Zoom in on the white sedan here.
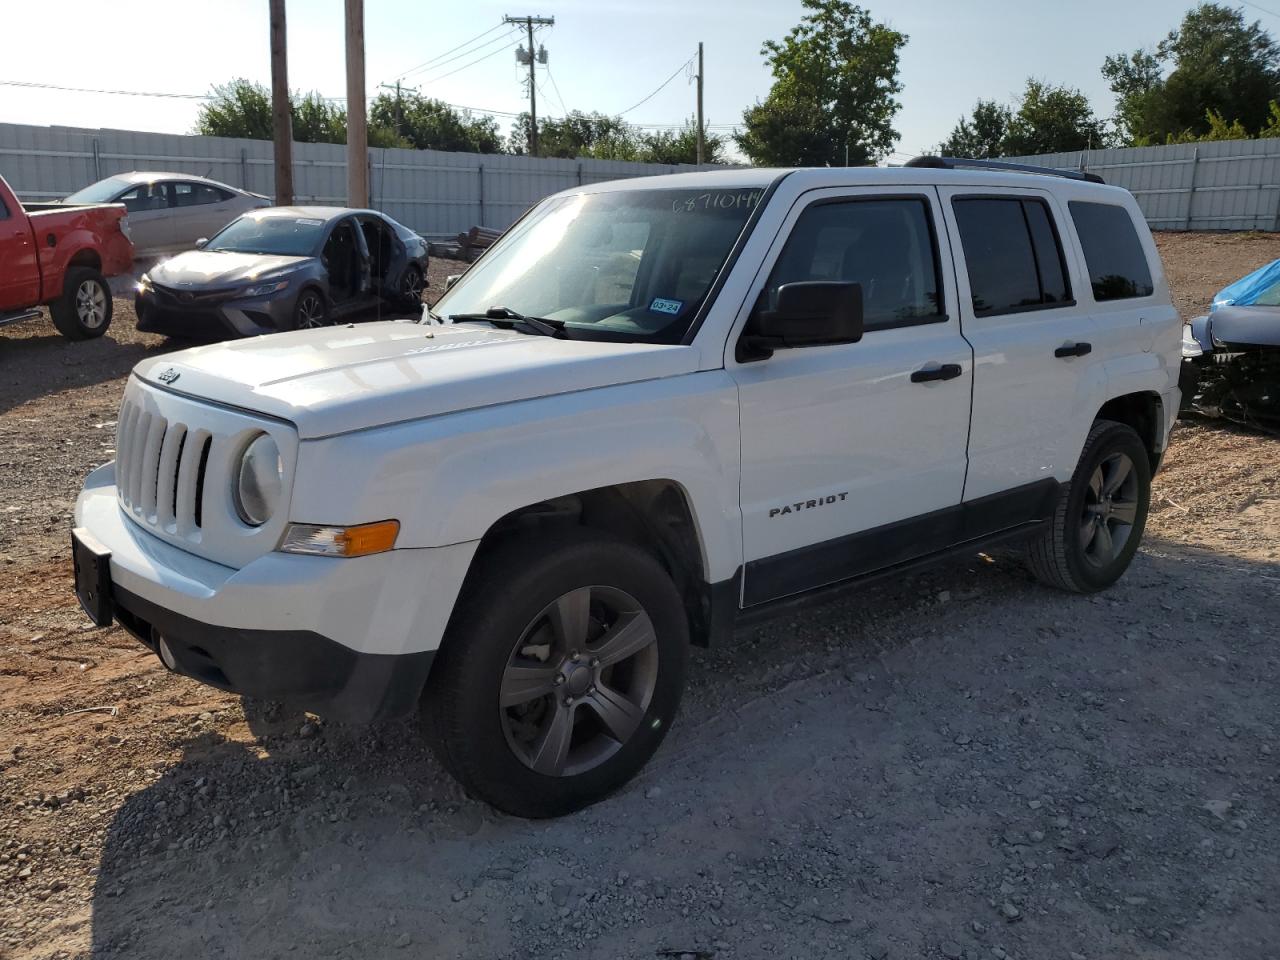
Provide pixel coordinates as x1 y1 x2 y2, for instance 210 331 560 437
63 172 270 257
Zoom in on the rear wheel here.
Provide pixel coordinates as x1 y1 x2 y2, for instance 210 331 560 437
423 532 688 818
50 268 112 340
399 265 424 308
1026 419 1151 592
291 289 328 330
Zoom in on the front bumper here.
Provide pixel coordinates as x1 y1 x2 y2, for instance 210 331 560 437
135 287 294 339
74 462 478 722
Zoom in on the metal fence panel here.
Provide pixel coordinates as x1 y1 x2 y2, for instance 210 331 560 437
1004 138 1280 231
0 122 718 238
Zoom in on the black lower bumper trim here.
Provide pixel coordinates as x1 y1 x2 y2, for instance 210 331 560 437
111 585 434 724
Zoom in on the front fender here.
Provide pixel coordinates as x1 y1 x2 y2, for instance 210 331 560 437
289 372 745 583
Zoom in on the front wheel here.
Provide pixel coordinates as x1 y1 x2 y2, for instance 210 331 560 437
1026 419 1151 593
291 289 328 330
423 532 688 818
50 268 112 340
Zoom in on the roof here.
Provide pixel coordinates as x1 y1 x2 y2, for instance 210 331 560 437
572 165 1128 200
104 171 242 190
247 205 381 221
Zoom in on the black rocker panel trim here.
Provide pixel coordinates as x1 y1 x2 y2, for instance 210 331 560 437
742 479 1062 607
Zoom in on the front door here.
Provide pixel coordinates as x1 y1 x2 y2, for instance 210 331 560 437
936 187 1104 502
730 187 973 605
0 194 39 310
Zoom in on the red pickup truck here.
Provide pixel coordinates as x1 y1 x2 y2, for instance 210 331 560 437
0 174 134 340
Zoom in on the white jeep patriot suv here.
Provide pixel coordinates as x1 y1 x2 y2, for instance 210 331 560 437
73 157 1181 817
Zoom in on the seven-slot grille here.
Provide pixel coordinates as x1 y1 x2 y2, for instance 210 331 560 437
116 396 213 535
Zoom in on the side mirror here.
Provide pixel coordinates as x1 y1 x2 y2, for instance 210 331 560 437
194 238 208 249
445 274 462 291
738 281 864 362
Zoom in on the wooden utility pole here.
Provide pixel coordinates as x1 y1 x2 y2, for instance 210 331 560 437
269 0 293 205
504 14 554 156
695 42 704 166
345 0 368 207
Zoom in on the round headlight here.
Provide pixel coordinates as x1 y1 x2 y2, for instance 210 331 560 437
234 433 283 526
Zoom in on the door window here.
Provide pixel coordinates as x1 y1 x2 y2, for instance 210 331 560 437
116 183 169 213
1068 201 1154 301
764 196 944 331
173 183 226 207
952 197 1071 316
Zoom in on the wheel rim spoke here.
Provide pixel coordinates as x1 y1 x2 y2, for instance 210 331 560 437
1088 467 1103 501
500 663 560 707
547 586 591 651
530 702 576 775
1110 500 1138 525
1092 520 1115 562
1102 455 1132 497
591 611 656 668
583 682 644 743
1080 517 1098 550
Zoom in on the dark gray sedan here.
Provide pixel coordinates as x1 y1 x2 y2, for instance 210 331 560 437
134 207 429 339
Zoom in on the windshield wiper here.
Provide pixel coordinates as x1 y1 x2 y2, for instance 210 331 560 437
450 306 565 338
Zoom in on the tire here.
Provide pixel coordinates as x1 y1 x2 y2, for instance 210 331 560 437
291 288 328 330
1026 419 1151 593
423 531 688 818
398 265 425 309
50 267 112 341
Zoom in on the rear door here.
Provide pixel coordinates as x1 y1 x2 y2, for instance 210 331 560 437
937 186 1105 501
730 186 973 605
0 191 40 310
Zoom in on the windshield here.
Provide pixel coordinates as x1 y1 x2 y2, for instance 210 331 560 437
65 176 134 204
435 186 764 342
206 214 326 256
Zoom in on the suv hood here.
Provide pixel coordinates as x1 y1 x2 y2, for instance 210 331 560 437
132 321 700 438
149 250 312 287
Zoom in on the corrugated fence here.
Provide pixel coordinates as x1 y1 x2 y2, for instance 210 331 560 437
0 122 717 238
1005 138 1280 231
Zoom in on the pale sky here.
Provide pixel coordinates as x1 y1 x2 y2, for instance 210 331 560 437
0 0 1260 161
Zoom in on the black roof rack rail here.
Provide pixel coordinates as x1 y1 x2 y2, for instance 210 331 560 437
905 155 1105 185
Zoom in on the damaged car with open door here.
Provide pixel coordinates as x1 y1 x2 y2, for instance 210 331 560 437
134 206 428 340
1181 258 1280 430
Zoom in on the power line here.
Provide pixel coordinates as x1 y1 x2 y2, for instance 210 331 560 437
618 54 696 116
403 26 519 80
0 78 208 99
545 64 570 116
418 34 521 85
1239 0 1280 20
392 22 508 78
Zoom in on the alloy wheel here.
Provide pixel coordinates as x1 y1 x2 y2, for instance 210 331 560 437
297 293 325 328
499 585 659 777
402 268 423 302
1080 451 1139 567
75 280 107 330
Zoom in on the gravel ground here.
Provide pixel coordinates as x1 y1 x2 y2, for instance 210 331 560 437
1 237 1278 959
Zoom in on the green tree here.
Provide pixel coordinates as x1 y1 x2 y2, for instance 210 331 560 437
937 99 1012 158
734 0 906 166
1103 3 1280 144
196 79 273 140
1002 79 1107 155
635 119 728 165
507 111 640 159
371 94 502 153
195 79 406 147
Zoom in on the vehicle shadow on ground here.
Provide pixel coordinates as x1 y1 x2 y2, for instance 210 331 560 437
86 537 1280 959
0 326 187 415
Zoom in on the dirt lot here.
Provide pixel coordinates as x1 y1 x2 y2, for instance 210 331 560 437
1 236 1278 960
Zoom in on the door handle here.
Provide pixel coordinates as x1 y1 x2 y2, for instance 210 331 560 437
910 363 963 383
1054 342 1092 358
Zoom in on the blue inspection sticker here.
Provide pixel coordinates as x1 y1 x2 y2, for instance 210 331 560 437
649 297 684 315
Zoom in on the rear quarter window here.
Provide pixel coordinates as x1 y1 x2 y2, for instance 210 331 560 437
1069 201 1154 301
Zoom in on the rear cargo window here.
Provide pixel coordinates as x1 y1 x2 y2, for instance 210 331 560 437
1069 201 1154 301
952 197 1071 316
